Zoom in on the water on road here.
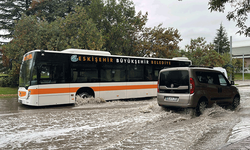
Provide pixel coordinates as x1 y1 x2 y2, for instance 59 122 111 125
0 86 249 149
226 87 250 144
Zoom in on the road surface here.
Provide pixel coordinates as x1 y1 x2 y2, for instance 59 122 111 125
0 86 249 149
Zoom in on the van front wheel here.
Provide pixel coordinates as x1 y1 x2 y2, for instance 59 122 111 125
231 96 240 110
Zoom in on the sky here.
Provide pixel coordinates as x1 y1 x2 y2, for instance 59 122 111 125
132 0 250 49
1 0 249 49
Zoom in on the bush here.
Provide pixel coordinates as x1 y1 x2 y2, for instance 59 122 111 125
0 77 7 87
0 76 18 87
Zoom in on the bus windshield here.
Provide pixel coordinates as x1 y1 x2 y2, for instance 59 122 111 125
19 53 35 87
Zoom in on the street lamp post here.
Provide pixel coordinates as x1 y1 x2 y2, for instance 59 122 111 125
243 53 245 81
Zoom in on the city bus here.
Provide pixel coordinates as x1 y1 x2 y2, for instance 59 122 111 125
18 49 191 106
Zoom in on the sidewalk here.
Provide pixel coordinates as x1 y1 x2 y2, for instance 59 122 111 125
219 80 250 150
235 80 250 87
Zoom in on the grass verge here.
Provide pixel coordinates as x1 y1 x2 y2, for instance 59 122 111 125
234 73 250 80
0 87 18 98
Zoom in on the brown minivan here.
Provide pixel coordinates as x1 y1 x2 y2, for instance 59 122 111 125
157 66 240 115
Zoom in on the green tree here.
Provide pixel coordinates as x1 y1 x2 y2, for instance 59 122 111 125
185 37 224 66
27 0 91 22
213 23 230 54
0 0 31 43
2 15 38 86
136 24 182 58
233 58 244 73
58 6 103 50
86 0 148 55
4 6 104 58
0 0 91 44
208 0 250 36
4 15 38 62
2 6 104 86
0 48 5 73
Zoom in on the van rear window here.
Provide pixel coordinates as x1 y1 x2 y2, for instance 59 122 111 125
160 70 189 87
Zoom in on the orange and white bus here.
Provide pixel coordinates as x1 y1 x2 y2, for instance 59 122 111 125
18 49 191 106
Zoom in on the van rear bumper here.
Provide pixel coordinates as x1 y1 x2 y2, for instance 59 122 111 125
157 93 196 108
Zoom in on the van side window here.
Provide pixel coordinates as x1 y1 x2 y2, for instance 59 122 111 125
196 72 219 85
218 74 228 86
196 72 208 83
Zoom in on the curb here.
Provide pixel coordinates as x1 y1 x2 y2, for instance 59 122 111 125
235 84 250 87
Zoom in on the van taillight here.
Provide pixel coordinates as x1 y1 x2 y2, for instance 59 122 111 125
190 78 195 94
157 80 159 93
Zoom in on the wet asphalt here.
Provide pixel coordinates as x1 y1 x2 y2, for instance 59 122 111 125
219 80 250 150
0 80 250 149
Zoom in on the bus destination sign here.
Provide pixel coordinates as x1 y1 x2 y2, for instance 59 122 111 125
71 55 171 66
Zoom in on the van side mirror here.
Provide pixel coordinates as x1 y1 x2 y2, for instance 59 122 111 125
231 81 235 85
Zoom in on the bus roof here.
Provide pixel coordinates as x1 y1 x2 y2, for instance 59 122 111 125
27 49 191 62
172 57 189 60
62 49 111 55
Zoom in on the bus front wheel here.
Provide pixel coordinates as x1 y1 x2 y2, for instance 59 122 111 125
79 92 91 99
76 87 95 99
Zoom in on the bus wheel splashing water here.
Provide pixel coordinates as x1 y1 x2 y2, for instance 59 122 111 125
75 95 106 106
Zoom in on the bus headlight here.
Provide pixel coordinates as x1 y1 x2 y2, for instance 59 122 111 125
27 90 31 99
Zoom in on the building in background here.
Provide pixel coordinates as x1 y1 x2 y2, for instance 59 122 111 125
232 40 250 72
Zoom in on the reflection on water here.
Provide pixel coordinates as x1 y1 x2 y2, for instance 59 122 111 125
227 87 250 143
228 116 250 143
0 98 19 113
0 98 74 114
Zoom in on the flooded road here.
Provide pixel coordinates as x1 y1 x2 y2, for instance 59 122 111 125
226 87 250 144
0 86 249 149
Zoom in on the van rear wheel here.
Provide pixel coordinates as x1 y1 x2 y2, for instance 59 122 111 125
196 100 207 116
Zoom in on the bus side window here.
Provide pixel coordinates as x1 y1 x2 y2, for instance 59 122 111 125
40 65 51 84
31 67 37 85
101 64 125 82
71 63 98 83
72 71 78 82
38 63 65 84
154 70 159 79
145 66 153 81
152 66 162 81
52 64 65 83
113 66 126 82
101 69 112 82
128 64 144 81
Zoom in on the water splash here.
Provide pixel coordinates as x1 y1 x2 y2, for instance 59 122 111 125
75 96 106 106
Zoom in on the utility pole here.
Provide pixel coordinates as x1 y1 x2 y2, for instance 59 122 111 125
230 36 232 63
243 53 245 81
230 36 232 81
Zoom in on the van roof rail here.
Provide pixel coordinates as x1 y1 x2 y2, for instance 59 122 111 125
189 65 213 68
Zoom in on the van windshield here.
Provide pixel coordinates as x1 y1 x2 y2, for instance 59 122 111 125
160 70 189 88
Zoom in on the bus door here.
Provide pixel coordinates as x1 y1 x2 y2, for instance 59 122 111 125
38 63 70 105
